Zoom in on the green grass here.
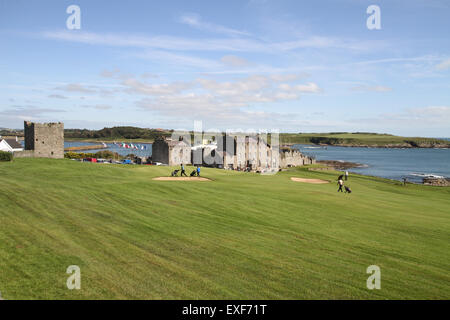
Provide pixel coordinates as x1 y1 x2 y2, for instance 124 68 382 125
0 158 449 299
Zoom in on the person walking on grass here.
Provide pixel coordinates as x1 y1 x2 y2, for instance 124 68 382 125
345 170 349 181
338 178 344 192
180 163 187 177
196 165 201 177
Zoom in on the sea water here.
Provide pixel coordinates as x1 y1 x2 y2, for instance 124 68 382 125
293 143 450 183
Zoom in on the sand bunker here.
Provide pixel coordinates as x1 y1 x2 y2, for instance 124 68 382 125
152 177 211 181
290 177 329 184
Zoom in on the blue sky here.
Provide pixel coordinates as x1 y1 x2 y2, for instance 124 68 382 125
1 0 449 136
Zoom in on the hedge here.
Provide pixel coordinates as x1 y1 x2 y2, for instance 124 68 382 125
0 150 13 161
64 151 122 160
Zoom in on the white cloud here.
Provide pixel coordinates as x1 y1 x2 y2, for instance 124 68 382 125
408 106 450 119
41 30 380 53
48 94 68 99
352 55 440 66
136 95 298 128
82 104 113 110
100 69 121 78
436 58 450 70
121 78 193 96
220 55 250 67
279 82 321 93
197 75 271 95
350 85 392 92
134 49 220 68
0 106 66 125
55 83 97 94
126 74 322 127
41 30 263 52
354 106 450 128
179 13 251 37
270 73 308 82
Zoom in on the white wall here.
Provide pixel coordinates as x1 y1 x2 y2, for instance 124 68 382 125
0 140 12 152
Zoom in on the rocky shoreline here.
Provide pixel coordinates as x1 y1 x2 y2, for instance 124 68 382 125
423 177 450 187
316 160 363 170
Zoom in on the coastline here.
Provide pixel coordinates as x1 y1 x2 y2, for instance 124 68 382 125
315 160 362 170
313 161 450 186
283 142 450 149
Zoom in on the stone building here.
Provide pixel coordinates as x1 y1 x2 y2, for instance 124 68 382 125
280 147 315 168
15 121 64 158
192 142 218 166
218 135 237 169
235 135 246 169
152 137 191 166
190 134 313 171
242 136 273 171
197 134 276 171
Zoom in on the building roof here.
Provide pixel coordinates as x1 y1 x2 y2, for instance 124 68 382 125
2 139 23 149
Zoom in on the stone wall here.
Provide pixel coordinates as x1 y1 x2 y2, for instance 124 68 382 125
152 139 169 164
152 138 191 166
24 121 64 159
280 149 315 168
13 150 35 158
169 143 191 166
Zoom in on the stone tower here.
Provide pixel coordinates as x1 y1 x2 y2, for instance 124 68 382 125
24 121 64 158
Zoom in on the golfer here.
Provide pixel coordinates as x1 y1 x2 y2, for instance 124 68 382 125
180 163 187 177
337 178 344 192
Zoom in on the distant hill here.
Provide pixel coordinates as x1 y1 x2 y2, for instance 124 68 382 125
3 126 449 148
280 132 450 148
63 128 450 147
64 126 173 141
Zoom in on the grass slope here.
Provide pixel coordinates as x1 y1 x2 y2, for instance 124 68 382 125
0 159 449 299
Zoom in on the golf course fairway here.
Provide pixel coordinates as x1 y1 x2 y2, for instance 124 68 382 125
0 158 449 299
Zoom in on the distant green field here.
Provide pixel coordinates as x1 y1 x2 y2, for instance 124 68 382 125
280 132 449 147
0 159 449 299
